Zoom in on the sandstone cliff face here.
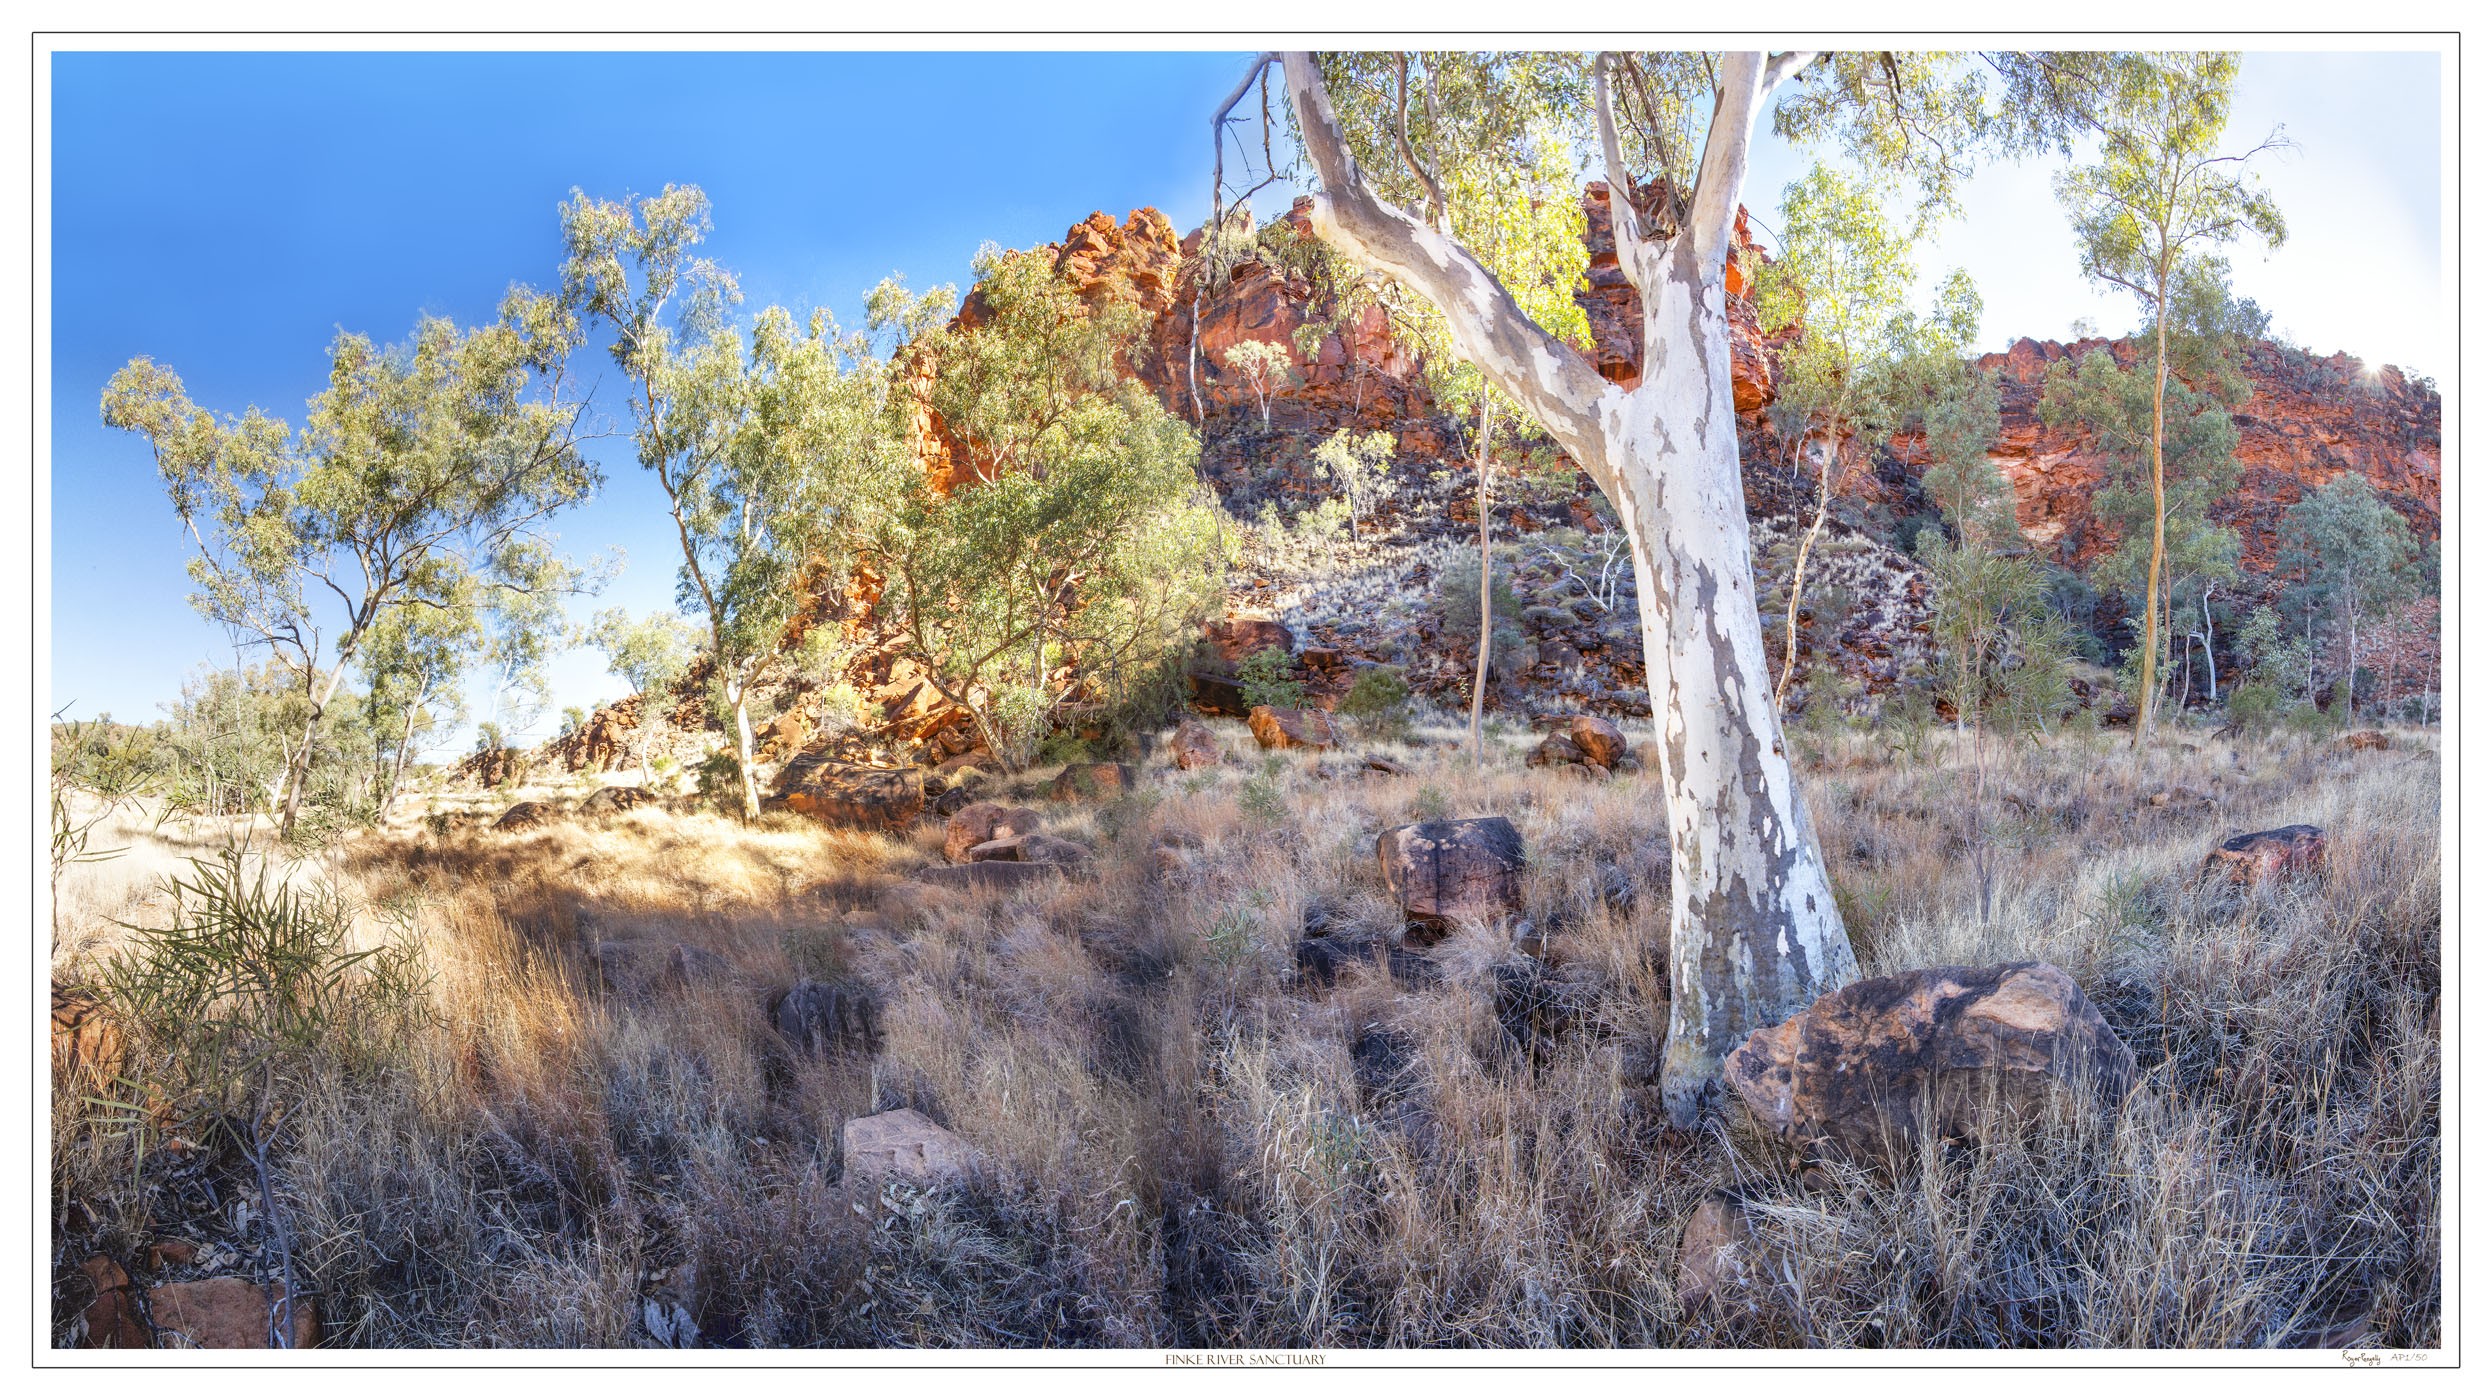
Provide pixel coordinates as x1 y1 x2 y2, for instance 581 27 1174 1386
1886 335 2443 580
895 193 2438 726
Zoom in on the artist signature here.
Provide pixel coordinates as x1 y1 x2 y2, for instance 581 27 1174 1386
2340 1349 2434 1367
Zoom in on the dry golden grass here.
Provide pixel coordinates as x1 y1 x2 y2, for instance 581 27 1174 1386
50 716 2440 1349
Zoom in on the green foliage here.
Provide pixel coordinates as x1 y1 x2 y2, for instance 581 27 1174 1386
102 284 599 833
96 847 433 1133
1921 535 2080 739
2221 605 2310 735
1238 757 1290 827
1338 665 1411 719
2052 54 2286 322
563 184 917 815
2277 472 2425 709
2040 343 2244 630
1236 647 1305 711
1311 428 1397 542
590 607 700 700
875 243 1228 770
1435 551 1526 671
1220 340 1295 431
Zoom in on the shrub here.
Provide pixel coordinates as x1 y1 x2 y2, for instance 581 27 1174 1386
1236 647 1305 710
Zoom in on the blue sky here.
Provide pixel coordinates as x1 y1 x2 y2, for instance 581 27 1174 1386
48 49 2445 752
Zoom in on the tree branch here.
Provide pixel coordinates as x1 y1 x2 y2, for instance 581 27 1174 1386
1279 51 1612 482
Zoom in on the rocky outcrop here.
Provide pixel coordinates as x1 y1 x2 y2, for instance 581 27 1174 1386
772 757 923 832
1724 961 2138 1169
580 784 657 818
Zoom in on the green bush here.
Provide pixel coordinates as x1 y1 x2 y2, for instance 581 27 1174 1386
1237 647 1306 710
1338 664 1410 717
97 847 432 1130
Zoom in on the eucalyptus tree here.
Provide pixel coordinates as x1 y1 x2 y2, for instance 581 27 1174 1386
102 291 597 835
2047 51 2285 740
358 590 480 820
879 246 1227 768
2040 271 2253 720
2277 472 2423 719
1257 47 2081 1118
1754 166 1980 706
563 184 910 818
590 606 702 784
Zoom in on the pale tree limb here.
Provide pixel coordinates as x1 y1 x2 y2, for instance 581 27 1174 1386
1280 52 1614 489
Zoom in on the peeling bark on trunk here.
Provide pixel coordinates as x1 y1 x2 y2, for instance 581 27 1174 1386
1279 50 1857 1124
1612 251 1860 1119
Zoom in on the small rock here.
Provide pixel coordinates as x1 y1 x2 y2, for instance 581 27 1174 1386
913 861 1070 893
1676 1195 1752 1314
585 940 647 995
770 977 880 1055
841 1108 975 1187
943 801 1046 863
1724 961 2139 1169
52 981 122 1084
1361 755 1411 776
1249 705 1337 750
935 749 995 778
2340 729 2393 752
78 1255 148 1349
1376 817 1527 933
2203 825 2327 885
1169 719 1222 771
147 1277 320 1349
664 944 731 986
1049 762 1133 801
493 801 554 833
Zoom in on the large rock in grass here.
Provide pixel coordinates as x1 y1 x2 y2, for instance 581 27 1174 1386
147 1277 320 1349
1186 670 1252 718
943 801 1046 863
770 977 881 1055
581 784 658 818
1376 817 1527 932
1569 715 1628 769
1724 961 2138 1168
2203 825 2328 885
842 1108 976 1188
773 755 923 832
967 832 1093 866
913 861 1071 893
1169 719 1222 770
1249 705 1337 751
493 801 554 833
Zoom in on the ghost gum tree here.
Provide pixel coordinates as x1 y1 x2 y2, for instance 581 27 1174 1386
2041 51 2285 741
561 186 907 819
102 292 597 835
1267 48 2085 1117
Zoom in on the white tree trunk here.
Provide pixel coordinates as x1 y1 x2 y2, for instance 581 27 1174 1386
1607 254 1858 1117
1280 50 1855 1122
